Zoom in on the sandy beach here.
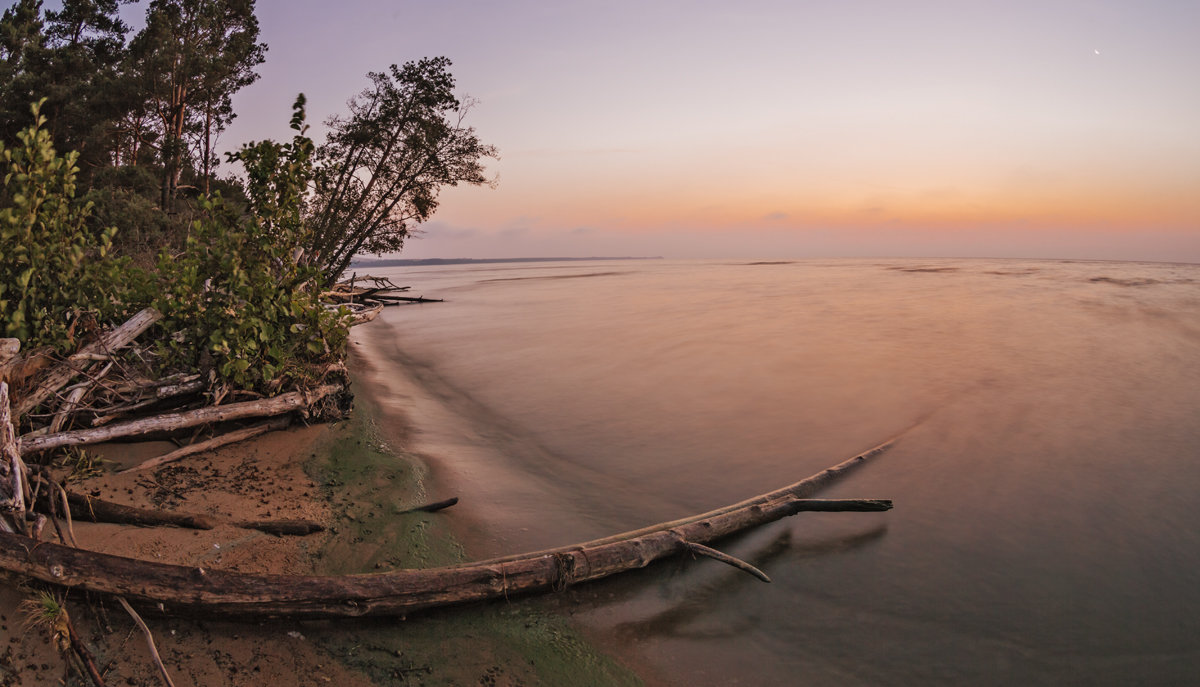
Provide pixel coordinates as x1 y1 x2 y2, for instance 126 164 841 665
0 326 643 686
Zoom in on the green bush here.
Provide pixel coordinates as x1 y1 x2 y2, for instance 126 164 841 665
0 101 138 351
153 97 349 391
83 170 176 268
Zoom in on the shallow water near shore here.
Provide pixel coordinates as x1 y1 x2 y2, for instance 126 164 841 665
353 257 1200 686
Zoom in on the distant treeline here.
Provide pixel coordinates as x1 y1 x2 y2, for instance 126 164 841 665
351 257 665 268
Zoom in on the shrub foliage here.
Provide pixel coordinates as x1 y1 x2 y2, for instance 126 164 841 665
0 101 134 351
152 98 348 390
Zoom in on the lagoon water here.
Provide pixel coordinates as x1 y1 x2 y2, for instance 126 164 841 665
355 258 1200 686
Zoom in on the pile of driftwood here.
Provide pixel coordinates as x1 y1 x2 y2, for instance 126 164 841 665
322 274 443 326
0 276 438 685
0 273 424 539
0 307 349 469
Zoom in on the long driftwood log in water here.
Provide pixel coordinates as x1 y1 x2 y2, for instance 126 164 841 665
18 384 342 456
0 438 894 619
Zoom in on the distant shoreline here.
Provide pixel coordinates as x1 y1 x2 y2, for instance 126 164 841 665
349 256 664 268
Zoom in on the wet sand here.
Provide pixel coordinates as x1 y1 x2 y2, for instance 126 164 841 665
0 424 375 687
1 342 643 685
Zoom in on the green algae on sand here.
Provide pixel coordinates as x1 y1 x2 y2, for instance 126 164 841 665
303 382 643 686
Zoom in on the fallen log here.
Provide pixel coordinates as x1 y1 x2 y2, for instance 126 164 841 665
15 308 162 419
0 439 895 618
19 384 342 456
119 418 291 474
31 486 324 535
47 490 216 530
383 295 444 303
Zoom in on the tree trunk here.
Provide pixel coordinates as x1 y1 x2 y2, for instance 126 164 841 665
0 439 895 618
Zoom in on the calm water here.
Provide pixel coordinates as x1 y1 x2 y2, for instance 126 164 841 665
354 258 1200 686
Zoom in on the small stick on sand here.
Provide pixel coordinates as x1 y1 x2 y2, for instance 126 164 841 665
397 496 459 514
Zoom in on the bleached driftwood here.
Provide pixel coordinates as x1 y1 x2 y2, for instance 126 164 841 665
18 384 342 456
0 383 29 534
15 308 162 418
335 302 384 326
0 339 18 365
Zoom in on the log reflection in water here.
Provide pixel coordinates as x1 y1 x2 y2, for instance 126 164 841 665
614 525 888 641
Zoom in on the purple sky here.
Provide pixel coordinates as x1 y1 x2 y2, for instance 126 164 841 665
115 1 1200 261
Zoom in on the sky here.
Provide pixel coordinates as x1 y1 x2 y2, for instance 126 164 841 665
125 1 1200 261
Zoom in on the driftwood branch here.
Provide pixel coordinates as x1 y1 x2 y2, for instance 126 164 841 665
19 384 342 456
338 303 384 326
682 541 771 583
379 295 443 304
65 613 108 687
119 418 291 474
117 596 176 687
0 383 29 534
0 438 895 618
15 308 162 418
90 377 207 427
49 362 114 434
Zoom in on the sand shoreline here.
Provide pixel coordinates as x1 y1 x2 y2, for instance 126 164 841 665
0 320 643 686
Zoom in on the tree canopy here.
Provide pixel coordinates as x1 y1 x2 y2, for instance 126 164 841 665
1 1 495 284
306 57 498 282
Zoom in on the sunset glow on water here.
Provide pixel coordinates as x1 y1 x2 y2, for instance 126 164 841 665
357 258 1200 685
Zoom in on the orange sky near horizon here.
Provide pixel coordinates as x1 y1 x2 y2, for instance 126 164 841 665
110 0 1200 261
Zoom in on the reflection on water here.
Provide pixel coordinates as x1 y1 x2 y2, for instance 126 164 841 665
355 258 1200 686
611 526 888 642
